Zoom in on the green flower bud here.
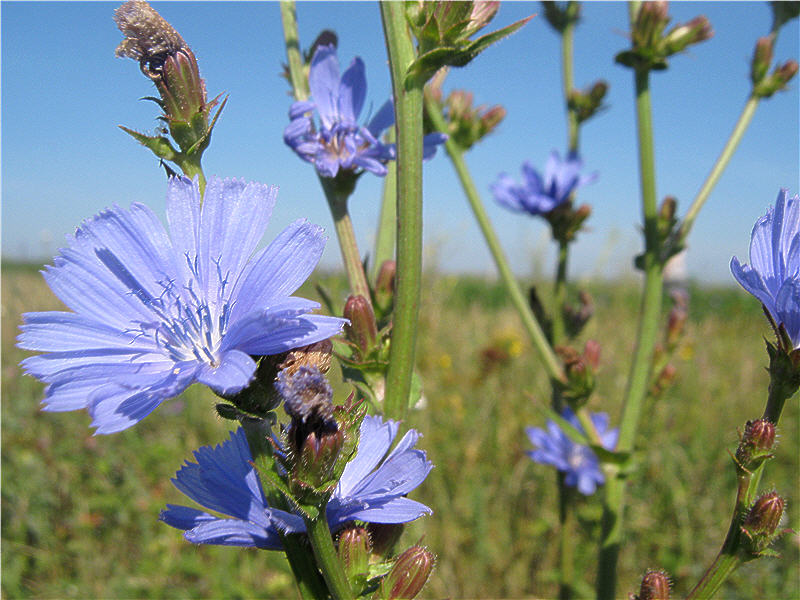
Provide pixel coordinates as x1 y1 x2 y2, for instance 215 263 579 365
741 491 786 555
344 295 379 360
751 36 775 85
338 526 371 582
735 419 777 470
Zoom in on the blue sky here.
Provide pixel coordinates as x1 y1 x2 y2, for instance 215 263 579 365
2 1 798 282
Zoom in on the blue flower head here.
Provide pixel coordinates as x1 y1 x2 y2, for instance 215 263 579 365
491 150 597 217
160 415 433 547
731 189 800 348
284 44 445 178
526 408 618 495
18 176 347 434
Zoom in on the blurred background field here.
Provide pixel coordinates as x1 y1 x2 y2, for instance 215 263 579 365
2 262 798 599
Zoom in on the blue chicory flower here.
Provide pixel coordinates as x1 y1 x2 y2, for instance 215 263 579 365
160 415 433 547
526 408 618 495
491 150 596 216
284 44 446 178
730 189 800 348
18 176 347 434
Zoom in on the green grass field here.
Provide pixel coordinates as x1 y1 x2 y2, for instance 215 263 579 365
2 263 798 599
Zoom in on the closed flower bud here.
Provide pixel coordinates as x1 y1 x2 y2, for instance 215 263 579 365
751 36 775 85
344 295 379 359
742 491 784 538
776 59 799 85
662 15 713 56
632 2 670 51
736 419 776 468
543 1 581 33
754 59 799 98
770 1 800 31
299 427 344 486
338 526 371 581
465 1 500 37
380 545 435 600
636 568 672 600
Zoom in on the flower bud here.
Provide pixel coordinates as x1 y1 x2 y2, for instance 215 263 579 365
568 80 609 123
751 36 775 85
742 491 784 538
635 569 672 600
299 427 344 487
632 2 670 51
770 1 800 31
563 290 594 337
662 15 713 56
338 526 371 582
380 545 435 600
754 59 799 98
344 295 379 359
542 1 581 33
465 1 500 36
735 419 776 468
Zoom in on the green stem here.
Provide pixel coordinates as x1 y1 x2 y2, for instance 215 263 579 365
373 133 398 280
180 159 207 196
678 96 759 242
320 179 373 303
552 240 569 346
380 2 424 421
596 64 663 600
425 97 566 383
304 514 353 600
280 0 309 101
558 483 576 600
561 18 579 153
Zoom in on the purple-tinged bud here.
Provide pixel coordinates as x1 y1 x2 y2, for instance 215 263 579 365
344 295 379 359
659 196 677 222
742 491 785 538
736 419 777 468
380 545 435 600
589 80 609 104
632 2 670 51
555 342 598 405
776 59 799 85
754 58 799 98
466 1 500 36
662 15 713 56
666 304 688 347
564 290 594 337
635 569 672 600
583 340 601 370
481 105 506 133
367 523 405 559
299 426 344 486
751 36 775 85
338 526 371 581
569 80 609 123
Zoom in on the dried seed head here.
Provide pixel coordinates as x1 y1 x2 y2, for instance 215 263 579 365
114 0 186 78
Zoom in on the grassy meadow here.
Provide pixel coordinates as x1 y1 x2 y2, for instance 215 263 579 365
2 262 798 599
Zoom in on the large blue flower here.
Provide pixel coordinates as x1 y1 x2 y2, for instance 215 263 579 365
491 150 596 216
18 176 347 434
731 189 800 348
284 44 445 178
526 408 618 496
160 415 433 547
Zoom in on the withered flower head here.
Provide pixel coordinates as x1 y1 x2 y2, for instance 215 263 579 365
114 0 186 79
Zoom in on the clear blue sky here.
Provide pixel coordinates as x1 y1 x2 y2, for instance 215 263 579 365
2 1 798 282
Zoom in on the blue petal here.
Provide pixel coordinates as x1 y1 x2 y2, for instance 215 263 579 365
230 220 327 320
338 57 366 125
184 518 281 550
337 415 397 497
366 99 394 137
160 504 218 531
329 497 432 528
196 349 257 397
309 44 340 130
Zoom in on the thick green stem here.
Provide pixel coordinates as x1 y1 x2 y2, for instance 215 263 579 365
596 64 663 600
425 97 566 383
678 96 759 242
304 514 353 600
380 2 424 421
558 483 576 600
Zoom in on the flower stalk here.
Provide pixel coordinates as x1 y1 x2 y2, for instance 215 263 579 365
304 514 354 600
380 1 426 421
597 21 664 600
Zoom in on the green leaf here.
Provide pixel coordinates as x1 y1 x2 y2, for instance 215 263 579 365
460 15 534 62
119 126 178 161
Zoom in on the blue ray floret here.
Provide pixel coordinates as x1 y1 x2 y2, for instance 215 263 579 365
18 176 347 434
491 150 597 216
526 408 618 496
284 44 446 178
730 189 800 349
160 415 433 546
